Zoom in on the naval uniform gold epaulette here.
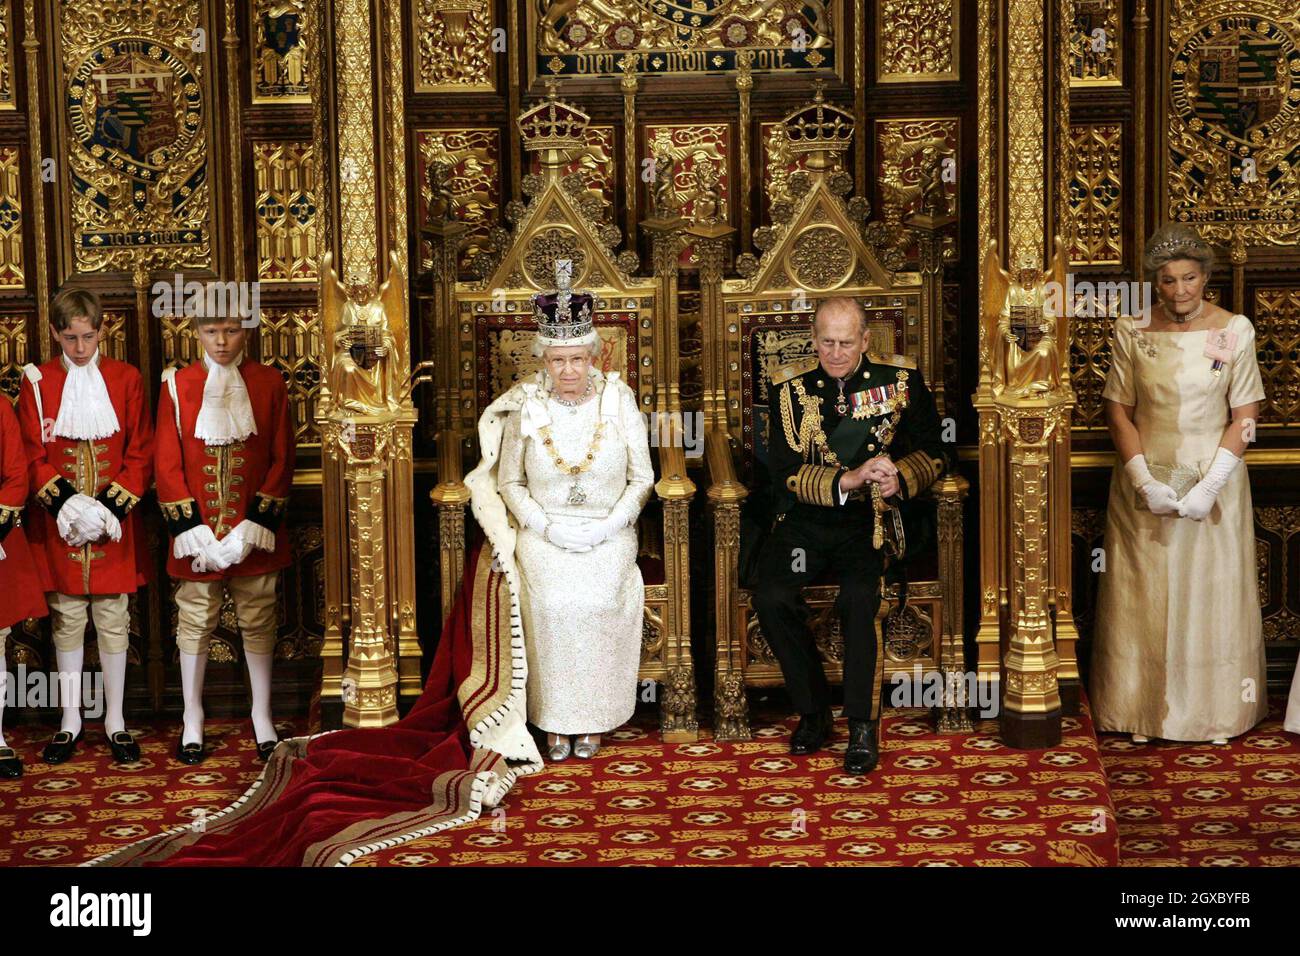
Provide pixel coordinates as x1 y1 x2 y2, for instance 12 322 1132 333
770 356 820 385
867 351 917 370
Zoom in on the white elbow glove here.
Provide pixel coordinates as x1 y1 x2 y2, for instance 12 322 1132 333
1124 454 1179 516
1178 448 1241 521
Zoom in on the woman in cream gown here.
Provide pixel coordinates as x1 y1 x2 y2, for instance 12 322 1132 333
1092 226 1268 743
467 268 652 761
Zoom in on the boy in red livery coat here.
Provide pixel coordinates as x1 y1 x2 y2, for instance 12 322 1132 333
155 314 294 765
0 396 50 778
17 288 154 766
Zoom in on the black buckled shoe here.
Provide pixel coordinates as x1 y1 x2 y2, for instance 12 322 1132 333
255 737 279 762
844 719 880 775
0 746 22 778
42 730 83 765
789 708 833 756
175 736 206 766
107 731 141 764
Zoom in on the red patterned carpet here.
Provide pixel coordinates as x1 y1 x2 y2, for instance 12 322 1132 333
0 699 1294 867
1098 697 1300 867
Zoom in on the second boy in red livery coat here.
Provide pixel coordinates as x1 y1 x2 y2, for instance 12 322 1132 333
17 288 153 766
155 315 295 765
0 396 50 778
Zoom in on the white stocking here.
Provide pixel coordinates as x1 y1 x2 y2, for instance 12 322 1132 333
0 643 8 748
245 650 276 744
179 650 208 746
99 648 128 737
55 646 84 736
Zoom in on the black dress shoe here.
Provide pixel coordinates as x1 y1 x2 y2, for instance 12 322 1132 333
789 708 833 756
0 746 22 778
107 731 141 764
844 718 880 775
42 730 83 765
255 737 279 762
175 737 206 765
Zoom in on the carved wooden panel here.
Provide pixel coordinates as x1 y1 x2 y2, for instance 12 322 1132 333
259 306 323 445
1070 0 1121 86
877 0 959 82
0 145 21 288
252 0 311 103
1068 122 1123 266
1254 287 1300 428
414 127 501 273
413 0 495 92
643 123 730 266
253 140 319 283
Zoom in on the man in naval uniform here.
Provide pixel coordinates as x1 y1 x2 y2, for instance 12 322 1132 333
752 296 948 774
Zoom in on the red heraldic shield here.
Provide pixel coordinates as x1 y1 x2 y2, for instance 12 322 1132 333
16 357 155 596
0 398 48 629
155 359 296 582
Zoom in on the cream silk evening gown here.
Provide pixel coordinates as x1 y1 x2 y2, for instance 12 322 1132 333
1091 314 1268 741
497 371 653 735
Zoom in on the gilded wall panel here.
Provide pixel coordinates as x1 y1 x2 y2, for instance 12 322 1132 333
99 308 128 360
0 312 28 401
875 117 960 262
0 144 22 287
531 0 838 79
55 1 216 274
1167 3 1300 250
643 123 730 267
1254 287 1300 428
414 0 495 92
1068 302 1115 431
0 0 13 109
161 314 201 367
1068 122 1123 265
254 141 319 283
414 127 500 273
259 306 322 444
530 124 616 208
253 0 311 102
1070 0 1121 86
1255 506 1300 643
877 0 958 82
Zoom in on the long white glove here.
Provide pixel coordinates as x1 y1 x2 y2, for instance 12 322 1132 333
216 519 275 568
544 521 593 553
174 524 232 574
1124 454 1179 516
1178 448 1241 521
57 493 108 546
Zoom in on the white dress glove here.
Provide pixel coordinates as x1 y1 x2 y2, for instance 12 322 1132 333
1178 447 1241 521
544 521 593 553
216 519 275 568
524 511 549 536
580 513 629 549
1123 454 1179 516
57 493 108 546
93 501 122 543
174 524 232 574
0 540 6 561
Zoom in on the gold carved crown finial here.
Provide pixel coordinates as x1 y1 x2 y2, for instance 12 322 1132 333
518 80 590 154
782 82 854 162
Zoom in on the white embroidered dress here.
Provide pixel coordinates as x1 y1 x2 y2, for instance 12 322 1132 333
496 369 653 734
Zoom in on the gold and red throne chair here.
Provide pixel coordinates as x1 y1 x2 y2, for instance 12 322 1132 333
698 90 972 741
423 87 699 742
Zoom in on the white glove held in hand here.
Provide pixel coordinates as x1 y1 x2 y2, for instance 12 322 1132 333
1177 447 1241 521
525 511 549 536
1124 454 1179 516
580 513 628 549
216 520 275 567
57 493 108 546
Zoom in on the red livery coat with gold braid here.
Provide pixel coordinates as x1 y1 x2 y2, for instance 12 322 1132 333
154 358 295 582
0 397 48 629
16 356 154 595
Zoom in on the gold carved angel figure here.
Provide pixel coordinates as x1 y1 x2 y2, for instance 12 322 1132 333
320 251 412 415
981 238 1070 397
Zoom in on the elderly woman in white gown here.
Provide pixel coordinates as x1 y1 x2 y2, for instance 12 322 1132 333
467 267 652 762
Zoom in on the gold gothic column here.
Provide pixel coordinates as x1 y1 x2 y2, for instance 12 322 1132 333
313 0 421 726
641 166 699 743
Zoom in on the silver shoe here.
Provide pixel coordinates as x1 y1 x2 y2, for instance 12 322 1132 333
1210 737 1228 746
1131 733 1150 744
573 734 600 759
546 733 571 762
